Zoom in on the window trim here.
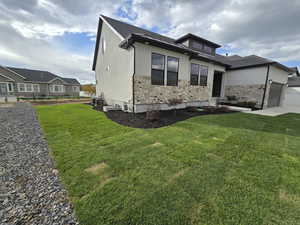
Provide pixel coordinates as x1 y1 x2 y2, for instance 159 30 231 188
167 56 179 86
199 65 208 86
18 83 40 92
151 52 165 86
190 63 209 86
50 84 65 93
72 86 79 92
7 83 14 92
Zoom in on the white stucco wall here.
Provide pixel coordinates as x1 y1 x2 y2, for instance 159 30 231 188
95 21 134 106
134 42 226 100
225 66 267 85
268 65 289 84
284 87 300 107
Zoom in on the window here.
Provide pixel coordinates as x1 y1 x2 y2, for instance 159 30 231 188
7 83 13 92
26 83 32 92
190 64 199 85
151 53 165 85
73 86 79 92
200 65 208 86
33 84 40 92
50 85 64 93
191 41 203 50
167 56 179 86
203 45 213 54
18 83 25 92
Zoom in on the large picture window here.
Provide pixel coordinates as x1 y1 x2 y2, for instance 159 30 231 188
200 65 208 86
167 56 179 86
190 63 199 85
151 53 165 85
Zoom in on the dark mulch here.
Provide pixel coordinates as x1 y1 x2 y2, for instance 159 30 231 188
95 106 237 129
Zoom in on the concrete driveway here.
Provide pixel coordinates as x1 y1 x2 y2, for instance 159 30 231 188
244 106 300 116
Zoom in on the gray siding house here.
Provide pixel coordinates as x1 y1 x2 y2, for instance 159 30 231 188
0 66 80 99
93 15 292 113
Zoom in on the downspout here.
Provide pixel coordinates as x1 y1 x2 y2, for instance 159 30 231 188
261 64 270 109
132 44 136 113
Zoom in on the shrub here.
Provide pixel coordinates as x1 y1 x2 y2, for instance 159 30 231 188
226 95 237 101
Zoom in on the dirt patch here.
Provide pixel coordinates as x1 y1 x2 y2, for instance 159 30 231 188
28 99 90 106
85 162 108 175
279 189 300 204
99 107 237 129
168 168 188 183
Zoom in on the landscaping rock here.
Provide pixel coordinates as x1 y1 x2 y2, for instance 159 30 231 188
0 103 78 225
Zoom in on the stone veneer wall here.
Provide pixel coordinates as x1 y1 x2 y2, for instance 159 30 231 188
225 84 265 106
134 76 210 105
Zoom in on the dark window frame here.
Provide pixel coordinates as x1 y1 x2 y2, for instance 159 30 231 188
190 63 200 86
199 65 208 86
151 53 165 86
167 56 179 86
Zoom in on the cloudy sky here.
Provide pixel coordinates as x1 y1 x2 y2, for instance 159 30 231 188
0 0 299 83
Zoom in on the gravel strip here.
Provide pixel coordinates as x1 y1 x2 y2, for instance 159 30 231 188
0 103 78 225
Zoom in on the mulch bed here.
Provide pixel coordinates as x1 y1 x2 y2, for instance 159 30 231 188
93 106 237 129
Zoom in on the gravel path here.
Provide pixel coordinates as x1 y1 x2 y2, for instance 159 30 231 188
0 103 78 225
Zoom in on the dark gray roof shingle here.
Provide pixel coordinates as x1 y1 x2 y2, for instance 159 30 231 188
7 67 80 85
288 77 300 87
94 15 292 73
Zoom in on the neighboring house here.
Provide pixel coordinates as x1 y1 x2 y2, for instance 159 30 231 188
92 15 292 113
289 67 300 77
284 72 300 107
0 66 80 99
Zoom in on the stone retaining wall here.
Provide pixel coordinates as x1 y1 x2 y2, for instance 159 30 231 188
225 84 265 106
134 76 210 105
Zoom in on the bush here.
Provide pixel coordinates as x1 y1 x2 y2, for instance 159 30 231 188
226 95 237 101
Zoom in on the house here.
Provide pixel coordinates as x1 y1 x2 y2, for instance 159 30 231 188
289 67 300 77
284 68 300 107
0 66 80 101
92 15 292 113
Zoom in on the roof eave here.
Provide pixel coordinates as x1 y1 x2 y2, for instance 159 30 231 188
175 33 222 48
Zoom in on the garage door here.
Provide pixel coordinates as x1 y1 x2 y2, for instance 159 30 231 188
268 82 284 108
284 87 300 107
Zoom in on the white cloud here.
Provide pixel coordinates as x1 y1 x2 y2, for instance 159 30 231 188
0 0 299 85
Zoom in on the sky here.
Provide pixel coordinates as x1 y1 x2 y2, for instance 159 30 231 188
0 0 299 84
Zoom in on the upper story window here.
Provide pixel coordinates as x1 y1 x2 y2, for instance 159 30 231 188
203 45 213 54
191 41 203 51
151 53 165 85
167 56 179 86
190 64 208 86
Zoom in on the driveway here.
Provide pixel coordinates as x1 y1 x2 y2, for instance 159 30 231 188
244 106 300 116
0 103 78 225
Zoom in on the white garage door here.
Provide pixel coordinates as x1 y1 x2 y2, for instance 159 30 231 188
284 87 300 107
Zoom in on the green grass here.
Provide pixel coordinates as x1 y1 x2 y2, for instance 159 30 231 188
36 104 300 225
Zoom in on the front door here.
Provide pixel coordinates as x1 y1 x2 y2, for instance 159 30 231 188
0 83 7 96
212 71 223 97
267 82 284 107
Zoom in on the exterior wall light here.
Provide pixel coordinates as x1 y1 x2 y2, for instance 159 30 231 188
269 79 273 84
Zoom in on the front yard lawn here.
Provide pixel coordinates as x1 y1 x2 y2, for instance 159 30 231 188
36 104 300 225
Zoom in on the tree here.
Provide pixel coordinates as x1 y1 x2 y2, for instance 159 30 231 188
81 84 96 96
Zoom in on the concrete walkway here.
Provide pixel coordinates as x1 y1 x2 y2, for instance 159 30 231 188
244 106 300 116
